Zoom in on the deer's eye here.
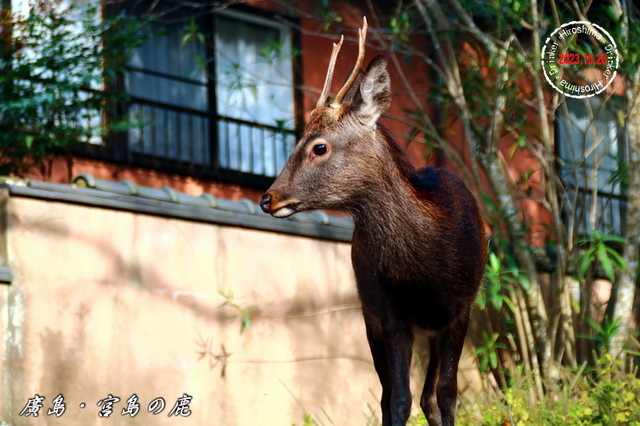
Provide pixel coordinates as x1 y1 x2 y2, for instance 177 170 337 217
312 143 328 156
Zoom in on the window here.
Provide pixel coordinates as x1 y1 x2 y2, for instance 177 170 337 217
105 5 298 187
215 10 295 177
126 17 211 166
556 96 627 236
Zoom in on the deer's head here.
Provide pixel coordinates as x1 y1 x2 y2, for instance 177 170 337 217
260 18 394 218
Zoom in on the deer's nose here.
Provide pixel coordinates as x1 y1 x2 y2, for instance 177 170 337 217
259 193 272 214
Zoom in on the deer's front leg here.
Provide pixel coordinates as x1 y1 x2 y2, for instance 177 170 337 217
381 317 413 426
363 312 392 425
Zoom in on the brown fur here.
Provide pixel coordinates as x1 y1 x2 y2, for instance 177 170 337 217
261 55 487 426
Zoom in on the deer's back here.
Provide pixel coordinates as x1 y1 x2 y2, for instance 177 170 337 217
414 166 487 287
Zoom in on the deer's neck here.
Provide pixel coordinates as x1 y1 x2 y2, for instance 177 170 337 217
349 133 438 264
351 173 431 238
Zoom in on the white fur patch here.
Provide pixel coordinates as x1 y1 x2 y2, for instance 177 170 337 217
272 207 296 218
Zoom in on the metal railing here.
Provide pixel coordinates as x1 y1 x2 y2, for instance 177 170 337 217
77 95 297 187
217 115 294 177
128 99 212 167
564 185 627 237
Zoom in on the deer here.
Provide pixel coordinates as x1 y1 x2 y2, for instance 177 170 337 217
259 18 487 426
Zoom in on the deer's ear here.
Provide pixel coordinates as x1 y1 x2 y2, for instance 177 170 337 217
351 55 390 126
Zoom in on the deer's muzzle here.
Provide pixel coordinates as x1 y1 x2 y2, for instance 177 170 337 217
260 192 299 218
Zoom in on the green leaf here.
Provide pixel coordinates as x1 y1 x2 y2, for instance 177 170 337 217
240 316 250 334
518 274 531 292
489 252 501 271
479 356 488 372
585 316 604 335
578 254 593 279
502 296 516 313
491 293 503 310
571 297 581 314
25 135 34 150
598 245 615 281
603 235 626 245
489 351 498 369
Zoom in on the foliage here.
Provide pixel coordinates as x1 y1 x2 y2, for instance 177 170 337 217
456 348 640 426
475 331 506 372
292 406 383 426
291 414 319 426
477 252 529 313
0 0 147 176
292 348 640 425
576 231 627 282
316 0 342 32
583 315 623 354
217 288 255 334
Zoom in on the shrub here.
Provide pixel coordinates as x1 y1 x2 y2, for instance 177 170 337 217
456 349 640 425
0 0 147 175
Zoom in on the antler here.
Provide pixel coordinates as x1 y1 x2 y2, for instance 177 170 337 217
316 35 344 109
332 17 368 107
315 17 368 109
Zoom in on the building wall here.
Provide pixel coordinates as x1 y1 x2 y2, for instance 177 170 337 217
0 181 482 425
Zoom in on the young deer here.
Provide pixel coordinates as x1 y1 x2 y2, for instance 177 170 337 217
260 19 487 426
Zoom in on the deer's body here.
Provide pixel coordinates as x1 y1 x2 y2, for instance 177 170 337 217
260 20 487 426
350 131 486 426
352 162 484 331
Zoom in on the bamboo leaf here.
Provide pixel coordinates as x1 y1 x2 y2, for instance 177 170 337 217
598 244 616 281
585 316 604 335
606 247 627 269
571 297 581 314
489 351 498 369
25 135 34 150
502 296 516 313
578 254 592 279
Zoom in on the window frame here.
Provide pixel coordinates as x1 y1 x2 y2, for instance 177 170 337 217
75 3 302 190
555 95 628 238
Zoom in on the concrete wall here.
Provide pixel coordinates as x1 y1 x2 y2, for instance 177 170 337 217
0 181 481 425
